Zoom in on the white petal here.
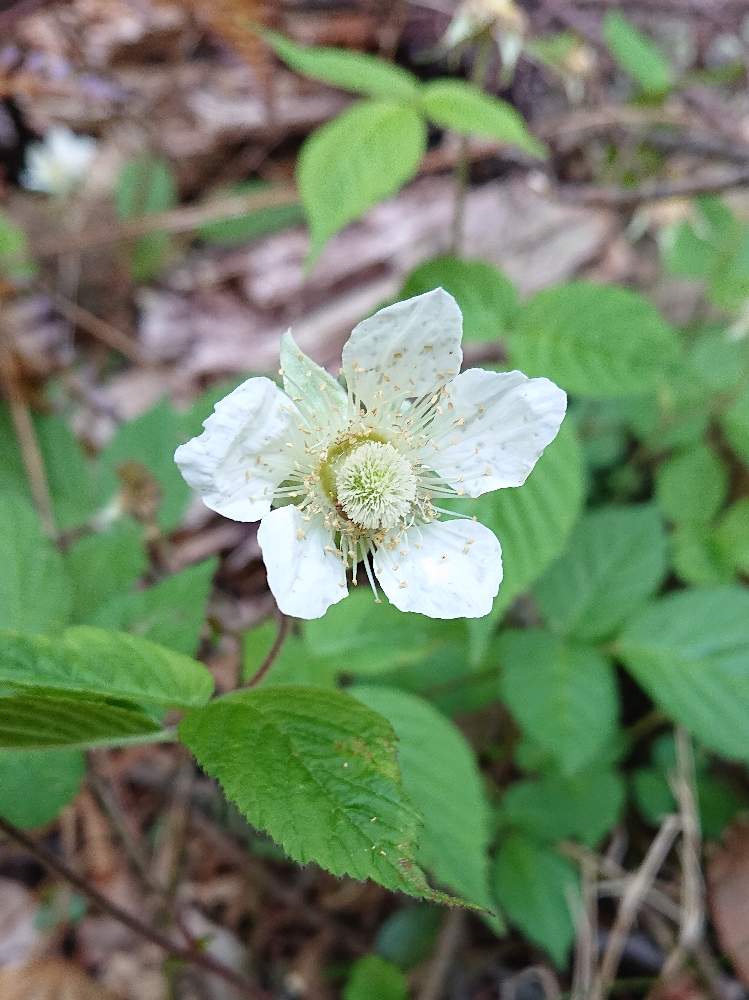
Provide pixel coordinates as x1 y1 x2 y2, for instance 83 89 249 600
280 331 347 434
257 506 348 619
174 376 303 522
424 369 566 497
373 519 502 619
342 289 463 407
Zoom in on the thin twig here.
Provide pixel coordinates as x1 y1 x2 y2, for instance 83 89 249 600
0 816 265 999
46 288 148 366
558 164 749 207
660 727 704 982
0 311 56 537
416 909 465 1000
592 815 681 1000
244 614 290 688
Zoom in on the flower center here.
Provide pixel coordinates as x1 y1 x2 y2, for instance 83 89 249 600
334 441 416 531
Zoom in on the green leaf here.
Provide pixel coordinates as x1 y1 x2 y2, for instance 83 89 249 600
299 100 427 259
344 955 408 1000
0 627 214 708
715 499 749 576
662 220 712 278
508 282 680 397
399 256 518 342
0 749 84 828
375 906 441 969
493 834 579 967
655 444 728 525
419 80 546 158
303 589 451 676
116 155 177 281
34 415 105 531
0 692 161 749
602 11 673 95
65 522 147 623
469 421 585 624
618 588 749 761
264 30 419 102
670 523 734 587
498 630 619 776
499 770 625 848
535 505 668 642
179 686 457 903
98 399 191 531
722 386 749 464
90 559 217 656
0 494 71 632
0 211 36 281
353 686 496 917
198 181 303 245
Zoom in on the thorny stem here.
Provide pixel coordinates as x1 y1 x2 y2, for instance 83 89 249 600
0 815 267 999
244 613 291 688
451 32 494 253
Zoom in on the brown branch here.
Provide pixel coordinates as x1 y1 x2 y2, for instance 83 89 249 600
0 815 266 999
46 289 148 366
0 311 56 537
558 164 749 207
416 909 465 1000
244 614 290 688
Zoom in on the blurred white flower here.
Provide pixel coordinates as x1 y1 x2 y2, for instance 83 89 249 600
21 125 97 196
175 290 566 620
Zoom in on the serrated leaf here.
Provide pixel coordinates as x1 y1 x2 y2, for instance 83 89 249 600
0 494 71 632
498 629 619 776
535 505 668 641
65 522 147 622
98 399 191 531
90 559 217 656
509 282 680 397
34 415 105 531
344 955 408 1000
493 834 579 967
0 749 84 828
670 523 734 586
655 444 728 525
299 100 427 259
179 686 458 903
602 11 674 95
353 686 496 917
0 627 214 708
265 30 419 101
618 588 749 761
399 256 518 342
419 80 546 158
0 692 161 749
469 421 585 627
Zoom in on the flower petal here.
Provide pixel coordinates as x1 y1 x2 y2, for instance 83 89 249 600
280 331 347 434
425 369 566 497
257 506 348 619
174 376 302 522
342 289 463 407
373 519 502 619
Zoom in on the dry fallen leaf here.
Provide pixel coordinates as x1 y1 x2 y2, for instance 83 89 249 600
0 959 119 1000
708 819 749 985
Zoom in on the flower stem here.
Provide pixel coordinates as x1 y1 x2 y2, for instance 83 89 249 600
451 32 494 254
244 614 290 688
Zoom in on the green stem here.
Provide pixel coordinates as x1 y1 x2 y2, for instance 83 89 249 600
451 32 494 253
42 725 179 753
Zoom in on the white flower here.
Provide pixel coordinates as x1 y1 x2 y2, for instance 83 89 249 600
175 289 567 620
21 126 97 196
